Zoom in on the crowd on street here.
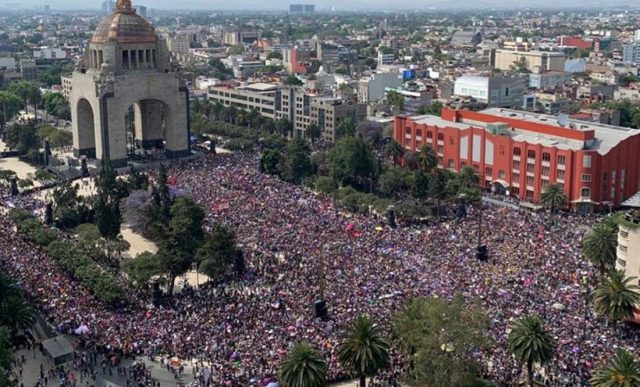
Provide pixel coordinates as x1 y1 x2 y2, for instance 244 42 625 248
1 152 639 386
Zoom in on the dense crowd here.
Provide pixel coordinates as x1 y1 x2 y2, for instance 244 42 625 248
1 152 639 386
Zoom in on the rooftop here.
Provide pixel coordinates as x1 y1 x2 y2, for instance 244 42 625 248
478 108 640 154
406 108 640 155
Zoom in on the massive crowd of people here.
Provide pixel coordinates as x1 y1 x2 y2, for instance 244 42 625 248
1 152 639 386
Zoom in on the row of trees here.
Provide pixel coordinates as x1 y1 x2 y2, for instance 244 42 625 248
279 294 640 387
10 208 126 305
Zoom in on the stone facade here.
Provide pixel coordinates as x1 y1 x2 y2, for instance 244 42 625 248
70 0 189 167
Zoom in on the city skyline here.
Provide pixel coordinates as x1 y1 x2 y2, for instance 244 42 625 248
3 0 639 11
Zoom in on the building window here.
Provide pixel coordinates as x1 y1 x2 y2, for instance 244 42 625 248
527 150 536 159
617 258 626 267
513 147 521 156
526 163 535 173
557 170 565 180
582 174 592 182
511 187 520 195
513 173 520 181
581 188 590 198
416 129 422 137
499 170 506 179
526 176 534 186
558 155 566 165
611 187 616 200
542 166 550 176
620 230 629 239
485 167 492 177
461 161 467 168
526 190 534 199
583 155 592 168
437 133 444 141
619 245 628 254
448 159 455 168
542 179 549 188
513 160 520 170
427 131 433 139
437 145 444 154
557 183 564 190
405 127 411 135
542 152 551 162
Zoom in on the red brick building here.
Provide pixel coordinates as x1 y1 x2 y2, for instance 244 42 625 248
394 108 640 211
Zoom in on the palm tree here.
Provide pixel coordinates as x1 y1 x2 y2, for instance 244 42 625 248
508 315 555 387
338 315 390 387
384 140 404 163
279 343 327 387
457 166 480 190
540 183 567 213
591 349 640 387
594 270 640 331
0 273 35 332
417 144 438 175
583 224 619 276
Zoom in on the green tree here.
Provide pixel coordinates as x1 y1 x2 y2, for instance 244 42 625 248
594 270 640 331
281 138 313 184
261 149 282 175
540 183 567 213
338 315 390 387
0 327 12 386
384 139 404 161
276 117 293 138
590 349 640 387
392 295 489 387
228 44 245 55
386 90 405 110
416 101 443 116
4 121 39 156
283 75 304 86
337 117 356 138
583 223 619 277
94 161 125 262
123 252 161 289
0 272 36 333
75 223 105 259
157 197 205 295
508 315 555 387
378 166 412 197
417 144 438 175
0 90 21 129
456 166 480 192
329 136 377 188
306 122 322 144
279 343 327 387
196 223 240 280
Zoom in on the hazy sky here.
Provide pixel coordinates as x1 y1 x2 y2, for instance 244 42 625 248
4 0 633 10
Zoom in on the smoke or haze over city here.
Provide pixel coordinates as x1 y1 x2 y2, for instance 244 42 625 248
3 0 639 10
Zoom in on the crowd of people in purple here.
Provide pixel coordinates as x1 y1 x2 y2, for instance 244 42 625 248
1 152 639 386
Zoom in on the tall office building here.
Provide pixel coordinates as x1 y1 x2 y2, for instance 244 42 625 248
622 43 640 64
289 4 315 14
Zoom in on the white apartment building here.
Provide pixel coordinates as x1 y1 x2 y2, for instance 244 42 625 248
454 75 528 108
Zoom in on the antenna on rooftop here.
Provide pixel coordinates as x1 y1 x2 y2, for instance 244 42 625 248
557 113 569 127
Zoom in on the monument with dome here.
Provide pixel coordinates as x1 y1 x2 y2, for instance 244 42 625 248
70 0 190 167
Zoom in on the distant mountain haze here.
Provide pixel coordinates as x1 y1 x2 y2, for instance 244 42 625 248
3 0 637 10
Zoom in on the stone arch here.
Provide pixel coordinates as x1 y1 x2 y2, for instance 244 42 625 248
74 98 97 158
132 98 171 151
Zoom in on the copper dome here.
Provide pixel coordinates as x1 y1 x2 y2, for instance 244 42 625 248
90 0 157 44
